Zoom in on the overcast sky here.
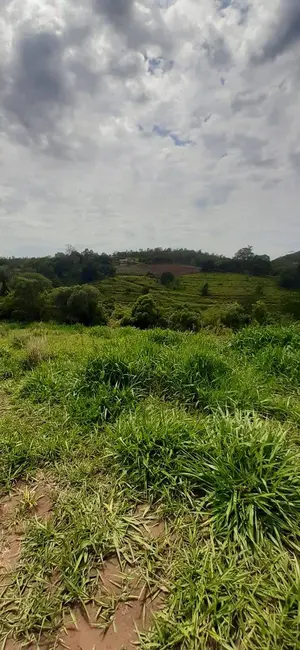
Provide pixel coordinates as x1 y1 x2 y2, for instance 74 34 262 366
0 0 299 259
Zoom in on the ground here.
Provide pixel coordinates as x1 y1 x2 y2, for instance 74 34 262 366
1 322 300 649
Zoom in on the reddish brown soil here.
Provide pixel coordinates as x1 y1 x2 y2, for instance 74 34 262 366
57 510 166 650
57 556 163 650
0 479 53 576
116 263 200 277
2 505 165 650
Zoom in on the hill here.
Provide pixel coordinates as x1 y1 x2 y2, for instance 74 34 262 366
116 262 200 276
98 271 292 315
273 251 300 268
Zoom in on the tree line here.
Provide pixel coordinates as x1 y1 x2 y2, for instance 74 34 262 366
0 246 298 292
0 245 298 327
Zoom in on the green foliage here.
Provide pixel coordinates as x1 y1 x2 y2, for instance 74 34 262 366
108 402 204 500
202 302 248 330
2 323 300 648
168 306 200 332
252 300 269 325
201 282 209 297
220 302 248 330
0 265 10 296
51 285 107 325
200 412 300 545
232 324 300 355
131 294 161 329
160 271 175 286
1 273 52 321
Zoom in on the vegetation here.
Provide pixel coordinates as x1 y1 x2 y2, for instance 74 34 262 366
1 322 300 648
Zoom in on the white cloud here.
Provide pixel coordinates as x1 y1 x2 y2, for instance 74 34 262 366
0 0 300 258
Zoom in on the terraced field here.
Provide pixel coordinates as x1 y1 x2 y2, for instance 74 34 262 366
98 272 293 315
1 322 300 649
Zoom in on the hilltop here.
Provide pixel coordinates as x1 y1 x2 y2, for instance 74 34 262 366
273 251 300 269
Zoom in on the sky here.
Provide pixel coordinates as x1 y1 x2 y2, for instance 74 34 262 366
0 0 300 259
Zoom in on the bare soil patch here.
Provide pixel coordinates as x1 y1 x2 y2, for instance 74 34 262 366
116 263 200 277
57 509 166 650
0 476 54 577
58 558 163 650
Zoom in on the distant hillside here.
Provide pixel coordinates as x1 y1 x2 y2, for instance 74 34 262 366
98 272 293 314
273 251 300 269
116 262 200 277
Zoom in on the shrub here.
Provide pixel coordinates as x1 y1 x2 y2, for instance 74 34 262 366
160 272 175 286
220 303 248 330
252 300 269 325
131 294 161 329
2 274 52 322
51 285 107 326
201 282 209 297
168 307 200 332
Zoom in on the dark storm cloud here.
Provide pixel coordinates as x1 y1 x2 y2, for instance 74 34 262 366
94 0 172 53
259 0 300 61
94 0 133 30
3 30 70 134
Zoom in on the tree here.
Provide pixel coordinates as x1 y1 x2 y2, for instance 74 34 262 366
52 285 107 325
279 264 300 290
131 294 161 329
0 266 10 296
80 250 116 284
8 273 52 321
201 282 209 297
160 272 175 286
234 246 255 261
67 286 106 325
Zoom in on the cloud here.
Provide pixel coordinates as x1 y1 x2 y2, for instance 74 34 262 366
3 30 70 134
255 0 300 62
0 0 299 259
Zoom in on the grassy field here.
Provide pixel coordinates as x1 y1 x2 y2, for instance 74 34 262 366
97 272 294 315
1 322 300 649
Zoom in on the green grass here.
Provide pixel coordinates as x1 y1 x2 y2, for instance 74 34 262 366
96 272 296 315
1 322 300 648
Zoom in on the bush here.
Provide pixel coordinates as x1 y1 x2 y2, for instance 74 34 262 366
252 300 269 325
160 272 175 286
202 303 248 330
169 307 200 332
1 273 52 322
220 303 248 330
131 294 161 329
51 285 107 326
201 282 209 297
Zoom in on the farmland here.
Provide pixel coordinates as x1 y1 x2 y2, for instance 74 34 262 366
1 322 300 649
98 271 293 314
